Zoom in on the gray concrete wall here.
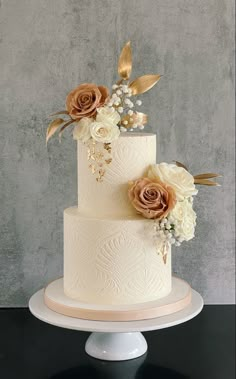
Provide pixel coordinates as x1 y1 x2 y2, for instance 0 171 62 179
0 0 235 306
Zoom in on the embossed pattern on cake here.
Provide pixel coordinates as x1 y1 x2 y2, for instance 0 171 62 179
64 133 172 305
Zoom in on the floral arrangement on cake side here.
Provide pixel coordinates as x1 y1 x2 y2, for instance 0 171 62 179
46 41 160 181
128 161 220 263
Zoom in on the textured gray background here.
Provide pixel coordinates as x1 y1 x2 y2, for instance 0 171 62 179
0 0 235 306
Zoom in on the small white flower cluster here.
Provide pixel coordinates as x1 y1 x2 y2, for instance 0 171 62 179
107 83 144 132
153 219 182 247
151 196 197 249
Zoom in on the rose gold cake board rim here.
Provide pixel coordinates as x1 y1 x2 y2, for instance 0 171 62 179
44 277 192 322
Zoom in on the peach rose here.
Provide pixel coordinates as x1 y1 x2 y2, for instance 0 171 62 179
66 83 109 120
128 177 176 219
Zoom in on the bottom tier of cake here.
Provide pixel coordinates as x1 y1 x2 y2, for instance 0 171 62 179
64 207 172 305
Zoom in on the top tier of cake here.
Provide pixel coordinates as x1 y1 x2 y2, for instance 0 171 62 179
77 133 156 217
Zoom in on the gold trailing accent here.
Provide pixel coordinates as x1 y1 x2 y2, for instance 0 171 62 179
156 240 168 265
87 140 113 182
46 118 64 144
163 252 167 265
104 143 112 153
118 41 132 80
129 74 161 95
160 242 168 265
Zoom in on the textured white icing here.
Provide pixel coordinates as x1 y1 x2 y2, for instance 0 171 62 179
77 133 156 217
64 207 172 305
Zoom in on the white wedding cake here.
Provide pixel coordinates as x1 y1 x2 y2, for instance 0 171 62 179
45 41 218 316
64 133 172 305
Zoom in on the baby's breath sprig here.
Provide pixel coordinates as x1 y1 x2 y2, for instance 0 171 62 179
153 218 182 248
107 82 145 132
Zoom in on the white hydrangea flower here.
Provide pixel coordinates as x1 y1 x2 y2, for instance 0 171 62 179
96 106 120 126
168 198 197 241
90 121 120 143
148 163 198 201
73 118 92 142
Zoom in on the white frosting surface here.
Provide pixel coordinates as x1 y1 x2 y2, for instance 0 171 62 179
77 133 156 217
64 207 172 305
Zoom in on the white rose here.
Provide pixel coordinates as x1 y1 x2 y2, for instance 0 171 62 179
148 163 198 201
168 199 197 241
73 118 92 142
96 106 120 126
90 121 120 143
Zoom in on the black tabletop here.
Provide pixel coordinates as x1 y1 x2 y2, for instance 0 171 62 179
0 305 235 379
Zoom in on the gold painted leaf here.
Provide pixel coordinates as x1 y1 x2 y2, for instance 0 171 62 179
194 178 220 186
58 119 75 140
118 41 132 80
46 118 64 143
175 161 189 171
48 110 69 117
129 74 161 95
194 173 221 179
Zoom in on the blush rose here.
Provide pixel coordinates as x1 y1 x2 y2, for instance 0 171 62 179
128 177 176 219
66 83 109 120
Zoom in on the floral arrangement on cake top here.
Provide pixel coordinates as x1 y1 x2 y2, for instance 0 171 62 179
46 41 160 181
128 161 220 263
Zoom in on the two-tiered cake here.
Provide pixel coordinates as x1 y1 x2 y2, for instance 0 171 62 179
45 42 219 320
64 133 172 305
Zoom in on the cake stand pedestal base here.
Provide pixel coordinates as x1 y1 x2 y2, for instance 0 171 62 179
85 332 147 360
29 288 203 361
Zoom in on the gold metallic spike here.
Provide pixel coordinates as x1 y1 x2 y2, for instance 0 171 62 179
174 161 189 171
129 74 161 95
46 118 64 143
194 179 220 186
118 41 132 80
194 173 221 179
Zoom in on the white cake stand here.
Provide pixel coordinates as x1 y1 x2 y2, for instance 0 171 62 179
29 287 203 361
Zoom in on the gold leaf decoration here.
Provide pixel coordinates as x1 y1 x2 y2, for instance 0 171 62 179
129 74 161 95
87 141 112 182
175 161 189 171
194 172 221 186
48 110 69 117
46 118 64 143
118 41 132 80
105 158 112 165
194 178 220 186
58 119 75 140
194 173 221 179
